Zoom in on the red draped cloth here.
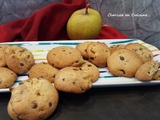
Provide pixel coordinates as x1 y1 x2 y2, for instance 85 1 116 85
0 0 128 43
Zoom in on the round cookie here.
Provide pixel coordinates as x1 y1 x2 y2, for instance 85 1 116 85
0 46 6 67
47 46 83 69
80 60 99 83
8 78 59 120
76 41 91 59
153 70 160 80
86 42 111 68
54 67 92 94
135 61 159 81
0 67 17 88
28 62 59 83
3 45 35 75
107 48 143 77
125 43 153 63
109 44 126 54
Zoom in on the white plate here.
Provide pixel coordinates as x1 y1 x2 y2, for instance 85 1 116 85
0 39 160 92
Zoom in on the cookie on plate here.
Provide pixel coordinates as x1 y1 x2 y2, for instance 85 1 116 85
80 60 99 83
8 78 59 120
135 61 159 81
107 48 143 77
0 46 6 67
76 41 91 59
0 67 17 89
86 42 111 68
3 45 35 75
54 67 92 94
153 70 160 80
109 44 126 54
28 62 59 83
47 46 83 69
125 43 153 63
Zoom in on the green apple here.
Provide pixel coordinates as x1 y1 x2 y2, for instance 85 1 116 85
66 5 102 40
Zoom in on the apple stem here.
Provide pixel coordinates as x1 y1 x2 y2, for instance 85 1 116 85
85 5 89 15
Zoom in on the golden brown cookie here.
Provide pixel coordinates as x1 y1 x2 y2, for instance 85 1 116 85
0 46 6 67
135 61 159 81
47 46 83 69
153 70 160 80
0 67 17 89
76 41 91 59
3 45 35 75
80 60 99 83
86 42 111 68
107 48 143 77
28 62 59 83
54 67 92 94
125 43 153 63
109 44 126 54
7 78 59 120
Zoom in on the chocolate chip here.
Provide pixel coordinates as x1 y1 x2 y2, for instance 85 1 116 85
90 57 94 60
19 82 24 85
120 56 125 61
52 74 56 78
19 63 24 66
88 64 92 67
91 50 95 54
62 78 65 81
48 102 52 107
31 102 38 109
139 47 143 50
72 81 76 85
73 68 78 71
0 81 2 84
27 55 30 58
119 69 125 74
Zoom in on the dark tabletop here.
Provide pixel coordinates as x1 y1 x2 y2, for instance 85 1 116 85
1 85 160 120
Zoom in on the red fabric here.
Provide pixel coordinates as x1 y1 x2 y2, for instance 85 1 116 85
0 0 128 43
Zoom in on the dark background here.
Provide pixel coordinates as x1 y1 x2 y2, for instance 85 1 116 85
1 85 160 120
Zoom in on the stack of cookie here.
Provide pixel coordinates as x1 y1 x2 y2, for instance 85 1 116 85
0 45 59 120
45 46 100 94
76 41 160 81
0 45 35 89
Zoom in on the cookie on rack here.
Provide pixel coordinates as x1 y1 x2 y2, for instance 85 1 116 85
86 42 111 68
125 43 153 63
107 48 143 77
8 78 59 120
28 62 59 83
0 67 17 89
135 61 159 81
76 41 91 59
47 46 83 69
3 45 35 75
54 67 92 94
